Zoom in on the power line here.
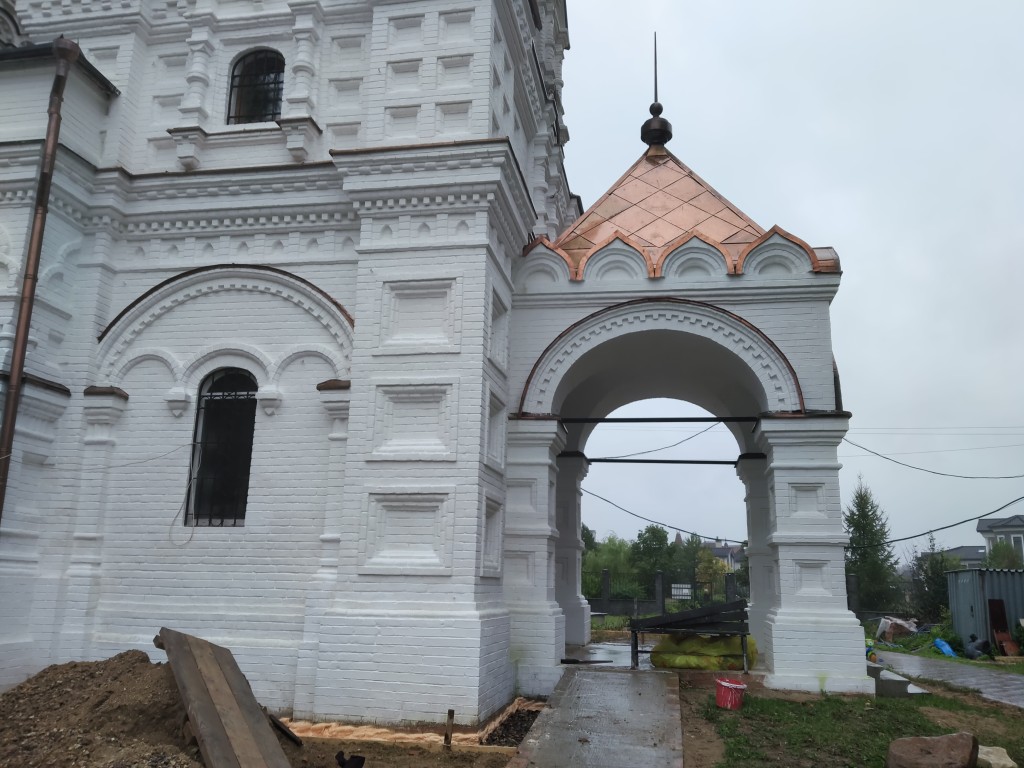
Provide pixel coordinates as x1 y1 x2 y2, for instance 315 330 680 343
840 442 1024 458
841 437 1024 479
848 494 1024 550
597 422 718 460
581 487 743 545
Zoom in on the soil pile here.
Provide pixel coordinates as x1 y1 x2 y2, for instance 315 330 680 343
0 650 199 768
0 653 519 768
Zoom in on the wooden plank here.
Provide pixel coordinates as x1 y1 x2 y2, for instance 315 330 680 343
263 706 302 747
644 624 749 636
655 612 746 630
630 599 747 630
157 628 241 768
188 635 279 768
208 642 291 768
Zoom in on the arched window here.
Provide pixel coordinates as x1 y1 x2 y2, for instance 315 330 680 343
227 49 285 124
186 368 258 526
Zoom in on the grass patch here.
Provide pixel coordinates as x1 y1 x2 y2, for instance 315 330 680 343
590 615 631 631
702 692 1024 767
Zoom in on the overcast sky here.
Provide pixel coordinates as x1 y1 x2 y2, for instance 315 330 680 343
560 0 1024 559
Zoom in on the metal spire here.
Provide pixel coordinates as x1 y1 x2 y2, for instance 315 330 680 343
641 33 672 147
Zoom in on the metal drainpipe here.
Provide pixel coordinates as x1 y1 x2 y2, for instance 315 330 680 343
0 38 81 523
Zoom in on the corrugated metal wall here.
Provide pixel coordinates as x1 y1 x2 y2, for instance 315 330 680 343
946 569 1024 647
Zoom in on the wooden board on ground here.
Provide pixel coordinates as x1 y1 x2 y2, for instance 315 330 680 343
155 627 291 768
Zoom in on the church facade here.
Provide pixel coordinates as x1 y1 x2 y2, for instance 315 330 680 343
0 0 871 726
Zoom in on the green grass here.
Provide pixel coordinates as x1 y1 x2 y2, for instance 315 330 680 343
701 691 1024 767
590 614 631 631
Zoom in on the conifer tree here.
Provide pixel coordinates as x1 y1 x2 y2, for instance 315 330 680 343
844 478 900 611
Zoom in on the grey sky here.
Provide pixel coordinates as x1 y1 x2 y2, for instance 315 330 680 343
561 0 1024 558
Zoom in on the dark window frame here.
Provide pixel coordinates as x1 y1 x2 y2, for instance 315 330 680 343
185 368 258 527
227 49 285 125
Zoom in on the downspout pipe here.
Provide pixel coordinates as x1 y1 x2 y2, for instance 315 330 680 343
0 38 80 523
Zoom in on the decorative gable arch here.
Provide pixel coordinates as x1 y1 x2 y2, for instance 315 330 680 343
518 297 805 416
97 265 354 388
576 237 651 282
655 233 732 278
736 226 823 275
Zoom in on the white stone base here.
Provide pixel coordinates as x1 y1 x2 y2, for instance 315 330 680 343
508 602 565 696
515 662 565 697
562 595 590 646
762 607 873 695
764 671 875 695
306 608 513 725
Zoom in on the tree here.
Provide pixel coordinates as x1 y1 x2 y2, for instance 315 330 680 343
581 534 640 598
630 524 675 592
695 547 728 604
674 534 705 587
580 523 597 553
844 478 900 612
908 535 960 623
981 540 1024 570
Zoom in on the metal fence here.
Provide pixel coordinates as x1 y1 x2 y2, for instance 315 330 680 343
583 567 742 617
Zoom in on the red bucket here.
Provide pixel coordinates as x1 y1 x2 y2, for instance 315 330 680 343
715 678 746 710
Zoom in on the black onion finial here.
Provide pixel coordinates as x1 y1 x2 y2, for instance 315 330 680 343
641 34 672 146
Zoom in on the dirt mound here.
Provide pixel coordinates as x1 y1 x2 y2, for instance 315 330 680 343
0 652 521 768
0 650 199 768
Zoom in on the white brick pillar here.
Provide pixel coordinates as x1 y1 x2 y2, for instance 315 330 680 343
286 0 322 116
504 418 565 695
736 454 772 660
59 386 128 659
294 382 349 718
555 453 589 646
179 30 215 124
756 417 872 694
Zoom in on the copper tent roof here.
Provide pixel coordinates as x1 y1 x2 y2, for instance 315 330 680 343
546 143 766 275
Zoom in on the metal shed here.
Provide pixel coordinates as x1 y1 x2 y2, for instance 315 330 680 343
946 569 1024 649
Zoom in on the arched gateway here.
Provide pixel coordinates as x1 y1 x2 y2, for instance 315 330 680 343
0 4 871 727
503 104 871 695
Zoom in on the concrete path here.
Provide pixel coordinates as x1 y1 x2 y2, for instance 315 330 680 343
508 668 683 768
882 650 1024 708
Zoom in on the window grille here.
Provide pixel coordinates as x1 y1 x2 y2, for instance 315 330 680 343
186 368 258 526
227 50 285 124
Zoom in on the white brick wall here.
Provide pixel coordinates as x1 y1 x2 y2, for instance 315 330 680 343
0 0 867 717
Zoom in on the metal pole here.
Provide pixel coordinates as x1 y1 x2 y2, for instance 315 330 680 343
0 38 80 523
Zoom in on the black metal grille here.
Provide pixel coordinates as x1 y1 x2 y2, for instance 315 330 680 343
227 50 285 124
186 368 257 527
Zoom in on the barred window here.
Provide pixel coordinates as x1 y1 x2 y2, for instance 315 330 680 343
227 49 284 124
186 368 257 526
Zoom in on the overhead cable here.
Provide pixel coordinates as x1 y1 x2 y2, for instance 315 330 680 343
581 487 743 545
847 494 1024 550
841 437 1024 479
597 422 718 460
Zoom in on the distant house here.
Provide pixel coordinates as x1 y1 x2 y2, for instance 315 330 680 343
977 517 1024 561
702 539 746 572
938 546 987 570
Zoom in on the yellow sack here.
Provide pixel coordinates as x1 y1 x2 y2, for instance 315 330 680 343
650 634 757 671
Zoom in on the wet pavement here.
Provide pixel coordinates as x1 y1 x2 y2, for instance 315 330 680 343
882 650 1024 709
508 666 683 768
563 641 653 669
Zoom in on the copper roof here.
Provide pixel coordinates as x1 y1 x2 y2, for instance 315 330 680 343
548 145 763 276
528 145 840 279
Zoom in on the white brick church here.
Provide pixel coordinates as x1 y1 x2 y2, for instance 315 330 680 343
0 0 872 725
